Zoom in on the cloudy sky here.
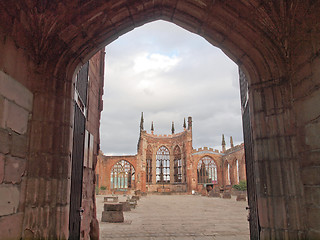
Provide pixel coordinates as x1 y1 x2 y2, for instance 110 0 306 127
100 20 243 155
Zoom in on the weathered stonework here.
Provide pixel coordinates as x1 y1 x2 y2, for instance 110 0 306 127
96 117 246 195
0 71 32 240
0 1 319 239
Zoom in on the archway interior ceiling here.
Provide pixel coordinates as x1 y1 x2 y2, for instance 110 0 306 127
1 0 313 82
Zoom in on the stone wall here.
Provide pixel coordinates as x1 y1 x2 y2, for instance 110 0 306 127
0 71 33 239
0 1 319 239
97 126 246 195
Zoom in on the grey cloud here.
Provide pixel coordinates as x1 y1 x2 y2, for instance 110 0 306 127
100 20 243 155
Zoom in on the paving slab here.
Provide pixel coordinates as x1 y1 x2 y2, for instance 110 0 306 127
97 194 250 240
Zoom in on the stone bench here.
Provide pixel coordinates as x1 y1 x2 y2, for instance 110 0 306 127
128 199 137 209
104 196 118 202
131 195 140 201
208 190 220 198
222 192 231 199
134 190 141 196
101 203 124 223
236 194 247 201
120 201 131 211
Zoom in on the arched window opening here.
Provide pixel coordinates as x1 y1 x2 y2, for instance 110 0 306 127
111 160 135 189
197 156 217 184
146 145 152 183
174 146 182 183
236 159 240 184
156 146 170 183
226 162 231 185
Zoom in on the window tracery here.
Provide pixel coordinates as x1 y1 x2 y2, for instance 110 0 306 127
197 156 217 184
174 146 182 182
146 145 152 183
156 146 170 183
111 160 135 189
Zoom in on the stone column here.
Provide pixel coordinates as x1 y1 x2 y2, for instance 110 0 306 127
250 79 304 239
22 74 73 239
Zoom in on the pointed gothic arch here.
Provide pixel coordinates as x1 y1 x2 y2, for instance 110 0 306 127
0 1 317 239
173 145 182 183
110 160 135 190
156 146 170 183
146 145 153 183
197 156 218 184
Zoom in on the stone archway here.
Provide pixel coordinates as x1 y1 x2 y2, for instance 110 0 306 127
0 1 319 239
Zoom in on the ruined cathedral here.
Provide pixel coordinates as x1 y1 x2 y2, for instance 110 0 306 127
96 114 246 194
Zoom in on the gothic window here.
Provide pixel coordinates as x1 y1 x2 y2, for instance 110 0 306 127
174 146 182 182
156 146 170 183
236 159 240 184
146 145 152 183
197 156 217 184
111 160 135 189
226 162 231 185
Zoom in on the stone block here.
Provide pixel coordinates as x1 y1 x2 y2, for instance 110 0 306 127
104 203 123 212
0 184 20 216
0 212 23 240
236 194 247 201
5 100 29 134
128 200 137 209
201 189 207 196
0 70 33 111
101 211 124 223
4 156 26 184
134 190 141 196
120 201 131 211
0 154 4 183
11 133 27 158
0 95 6 129
305 121 320 150
301 167 320 185
0 129 10 154
307 230 320 240
208 190 220 198
131 195 140 201
104 196 118 202
306 206 320 229
304 186 320 207
222 192 231 199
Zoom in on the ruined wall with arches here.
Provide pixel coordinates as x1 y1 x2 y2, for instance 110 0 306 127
97 116 246 196
0 1 319 239
96 154 137 195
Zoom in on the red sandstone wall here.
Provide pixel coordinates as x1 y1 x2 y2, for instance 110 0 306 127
0 70 33 239
96 129 246 195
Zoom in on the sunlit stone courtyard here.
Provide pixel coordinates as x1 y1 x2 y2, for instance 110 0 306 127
97 194 250 240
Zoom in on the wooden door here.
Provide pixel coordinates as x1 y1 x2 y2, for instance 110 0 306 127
69 62 89 239
239 68 260 239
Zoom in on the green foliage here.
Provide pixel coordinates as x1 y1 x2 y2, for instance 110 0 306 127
232 180 247 191
100 186 107 190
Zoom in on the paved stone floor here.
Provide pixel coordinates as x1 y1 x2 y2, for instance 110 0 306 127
97 194 250 240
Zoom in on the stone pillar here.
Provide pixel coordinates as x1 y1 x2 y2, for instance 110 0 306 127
152 146 157 184
250 79 305 239
22 74 73 239
292 38 320 239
